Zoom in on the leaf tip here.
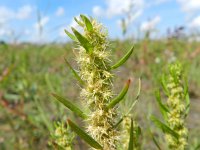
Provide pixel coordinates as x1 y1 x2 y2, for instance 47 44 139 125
71 27 75 32
127 79 131 85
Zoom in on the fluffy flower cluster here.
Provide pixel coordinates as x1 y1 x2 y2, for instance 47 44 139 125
121 115 140 150
165 63 188 150
51 122 74 150
77 19 118 149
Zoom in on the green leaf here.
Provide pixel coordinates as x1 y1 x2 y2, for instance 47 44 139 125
183 79 190 118
112 97 138 129
135 126 141 139
64 29 78 42
52 93 87 119
155 90 169 119
113 117 123 129
150 115 179 139
80 14 93 31
113 78 140 129
111 46 134 70
128 118 134 150
150 131 162 150
64 58 85 86
113 100 137 129
127 78 141 114
71 27 93 54
184 93 190 118
67 119 103 149
161 74 169 96
107 79 131 109
74 17 84 26
148 125 161 150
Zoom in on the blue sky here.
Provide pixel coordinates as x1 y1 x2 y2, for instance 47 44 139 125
0 0 200 43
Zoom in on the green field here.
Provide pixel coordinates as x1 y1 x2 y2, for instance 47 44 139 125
0 39 200 149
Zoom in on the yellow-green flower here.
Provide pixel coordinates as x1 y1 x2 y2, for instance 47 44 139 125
77 18 118 149
50 122 74 150
165 63 188 150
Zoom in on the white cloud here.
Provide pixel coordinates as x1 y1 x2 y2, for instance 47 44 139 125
117 9 142 28
189 16 200 28
30 17 50 43
55 7 65 16
0 6 15 24
0 27 12 36
93 0 144 18
59 26 66 38
93 6 103 17
0 5 33 42
0 5 33 24
16 5 33 19
177 0 200 13
140 16 161 32
176 0 200 29
34 16 50 30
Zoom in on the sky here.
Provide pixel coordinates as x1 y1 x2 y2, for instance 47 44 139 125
0 0 200 43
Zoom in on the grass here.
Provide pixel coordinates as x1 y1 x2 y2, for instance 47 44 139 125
0 35 200 149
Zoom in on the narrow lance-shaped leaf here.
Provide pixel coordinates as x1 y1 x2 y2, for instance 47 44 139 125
111 46 134 70
113 78 140 129
67 119 103 149
64 58 85 86
135 126 142 139
127 78 141 114
147 120 161 150
128 118 134 150
184 93 190 118
150 130 162 150
71 27 93 54
183 79 190 118
113 94 139 129
52 93 87 119
74 17 84 27
80 14 93 31
161 74 169 96
107 79 131 109
64 29 78 42
150 115 179 139
155 90 169 119
113 117 124 129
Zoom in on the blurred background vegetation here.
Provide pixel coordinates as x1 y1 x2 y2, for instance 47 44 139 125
0 0 200 149
0 37 200 149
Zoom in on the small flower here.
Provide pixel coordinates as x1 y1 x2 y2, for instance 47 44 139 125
120 115 141 150
165 62 188 150
75 17 118 149
50 122 74 150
